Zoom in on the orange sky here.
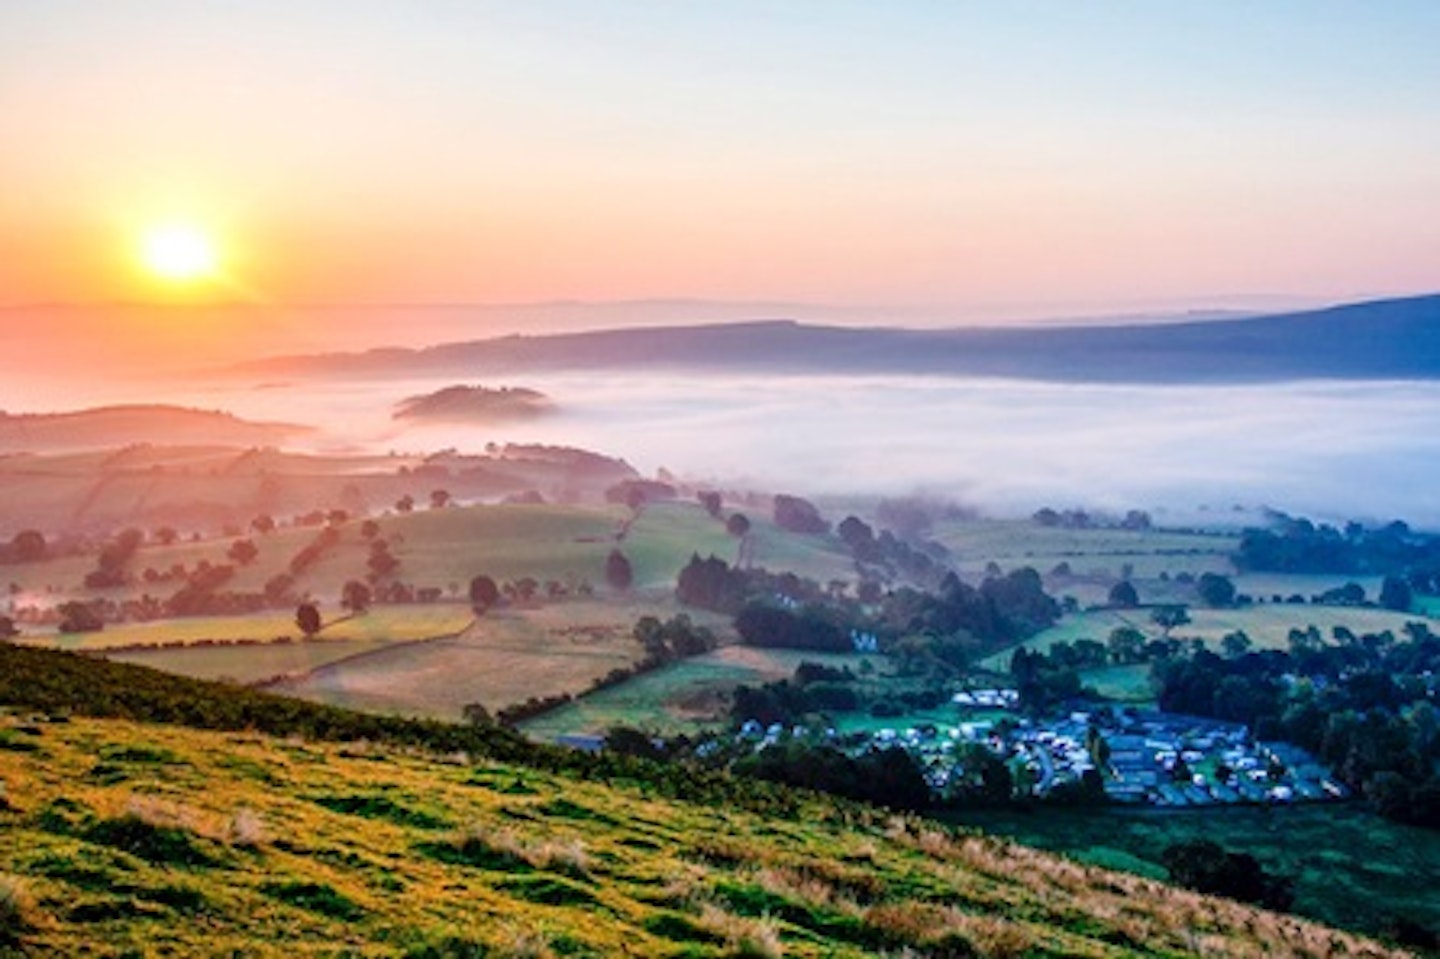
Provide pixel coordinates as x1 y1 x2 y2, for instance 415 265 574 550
1 3 1438 326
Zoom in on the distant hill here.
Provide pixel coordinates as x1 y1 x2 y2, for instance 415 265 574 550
0 404 309 453
233 293 1440 383
392 384 553 422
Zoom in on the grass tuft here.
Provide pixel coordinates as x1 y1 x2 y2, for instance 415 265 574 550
0 874 40 946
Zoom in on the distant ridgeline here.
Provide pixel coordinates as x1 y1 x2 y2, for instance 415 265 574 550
392 384 552 422
237 293 1440 383
0 404 308 451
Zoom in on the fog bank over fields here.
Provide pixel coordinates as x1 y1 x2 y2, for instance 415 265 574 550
14 365 1437 528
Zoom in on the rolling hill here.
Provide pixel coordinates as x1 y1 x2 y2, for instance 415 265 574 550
0 646 1415 957
231 293 1440 384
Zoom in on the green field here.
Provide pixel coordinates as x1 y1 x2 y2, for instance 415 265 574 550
929 518 1238 581
1077 663 1156 703
985 604 1438 670
519 646 870 740
104 637 411 685
948 804 1440 943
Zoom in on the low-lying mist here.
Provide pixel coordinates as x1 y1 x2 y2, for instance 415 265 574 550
66 369 1424 528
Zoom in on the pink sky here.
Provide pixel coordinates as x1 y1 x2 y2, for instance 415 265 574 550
1 3 1437 324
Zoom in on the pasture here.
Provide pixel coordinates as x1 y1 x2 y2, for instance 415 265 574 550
104 636 408 685
273 598 729 722
930 518 1238 582
19 605 475 652
519 646 868 740
983 603 1436 670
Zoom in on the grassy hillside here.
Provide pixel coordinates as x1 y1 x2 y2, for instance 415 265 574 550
0 649 1414 958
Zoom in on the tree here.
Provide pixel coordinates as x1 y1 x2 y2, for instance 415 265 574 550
1197 572 1237 608
295 602 322 637
1380 575 1413 612
605 549 634 591
250 514 276 535
395 494 415 513
152 526 179 547
58 601 103 634
429 489 451 510
9 529 46 563
1107 580 1139 608
469 574 499 614
1107 626 1145 664
772 494 828 534
1220 630 1252 659
341 580 372 614
1150 605 1191 637
0 615 17 640
697 490 722 518
1161 840 1294 911
360 519 381 540
725 513 751 538
227 538 259 566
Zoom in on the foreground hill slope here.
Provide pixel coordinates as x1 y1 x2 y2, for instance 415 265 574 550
235 293 1440 384
0 648 1412 958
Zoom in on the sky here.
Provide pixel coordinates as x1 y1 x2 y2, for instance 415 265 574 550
2 1 1439 323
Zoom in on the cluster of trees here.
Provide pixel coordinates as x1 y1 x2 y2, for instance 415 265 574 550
1153 627 1440 828
876 569 1060 651
734 741 931 811
0 529 48 564
604 479 676 509
734 604 847 652
1161 840 1295 911
1235 514 1440 580
837 514 952 591
772 494 828 535
83 528 145 589
676 555 825 615
730 662 864 726
1033 507 1151 530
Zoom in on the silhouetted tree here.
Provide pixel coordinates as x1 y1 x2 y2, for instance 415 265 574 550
9 529 46 563
605 549 634 591
469 574 499 614
227 539 259 566
1380 575 1413 612
59 601 104 634
1108 580 1139 608
295 602 322 637
341 580 372 614
726 513 751 537
1197 572 1237 607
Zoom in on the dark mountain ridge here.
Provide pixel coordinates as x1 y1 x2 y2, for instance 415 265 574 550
235 293 1440 383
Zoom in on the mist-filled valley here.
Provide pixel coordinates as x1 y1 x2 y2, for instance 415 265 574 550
8 362 1438 529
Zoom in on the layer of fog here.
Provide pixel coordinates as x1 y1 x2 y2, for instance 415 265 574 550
105 370 1436 528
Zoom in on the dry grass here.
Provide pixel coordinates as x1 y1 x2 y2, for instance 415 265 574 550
696 901 785 958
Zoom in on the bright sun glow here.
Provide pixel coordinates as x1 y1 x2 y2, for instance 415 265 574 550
139 224 219 281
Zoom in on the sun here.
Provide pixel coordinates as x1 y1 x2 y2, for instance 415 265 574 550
139 223 219 282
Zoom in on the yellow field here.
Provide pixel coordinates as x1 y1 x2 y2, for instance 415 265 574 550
20 605 475 651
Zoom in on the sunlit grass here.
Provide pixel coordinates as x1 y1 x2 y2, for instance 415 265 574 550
0 711 1413 957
